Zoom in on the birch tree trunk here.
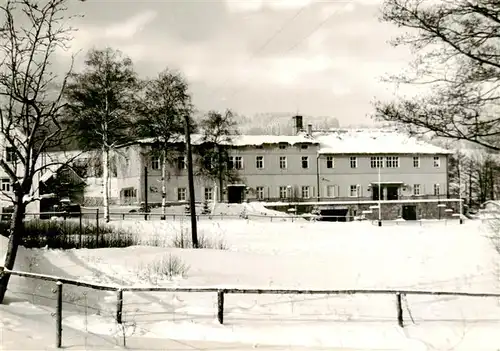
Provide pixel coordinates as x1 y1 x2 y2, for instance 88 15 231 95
0 194 26 303
211 180 217 215
161 150 167 220
103 148 110 223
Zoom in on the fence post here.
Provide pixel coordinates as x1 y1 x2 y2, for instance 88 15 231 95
217 290 224 324
396 292 404 328
96 208 100 247
56 281 63 348
79 209 83 248
116 289 123 324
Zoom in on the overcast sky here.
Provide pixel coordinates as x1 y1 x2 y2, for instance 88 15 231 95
64 0 415 126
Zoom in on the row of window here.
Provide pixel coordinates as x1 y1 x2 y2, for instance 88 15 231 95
151 155 306 170
344 184 441 197
169 183 443 202
151 155 442 171
175 187 214 201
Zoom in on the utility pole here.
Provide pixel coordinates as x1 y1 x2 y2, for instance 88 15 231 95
144 166 148 221
459 158 463 224
378 164 382 227
185 114 198 248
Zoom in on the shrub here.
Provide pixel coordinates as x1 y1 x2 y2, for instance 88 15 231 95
0 219 135 249
135 254 190 284
171 230 228 250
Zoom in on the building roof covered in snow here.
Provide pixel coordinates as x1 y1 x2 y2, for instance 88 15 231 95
133 133 318 147
314 129 453 155
129 129 451 155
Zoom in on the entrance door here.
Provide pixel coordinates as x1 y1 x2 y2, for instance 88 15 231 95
402 205 417 220
372 185 382 201
227 186 244 203
387 186 399 200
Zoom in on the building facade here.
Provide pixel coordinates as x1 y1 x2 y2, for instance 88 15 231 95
114 134 321 205
112 125 452 208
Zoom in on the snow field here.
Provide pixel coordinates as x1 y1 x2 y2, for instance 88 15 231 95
1 213 500 349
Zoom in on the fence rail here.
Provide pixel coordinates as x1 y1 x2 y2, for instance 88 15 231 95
1 267 499 348
1 210 467 223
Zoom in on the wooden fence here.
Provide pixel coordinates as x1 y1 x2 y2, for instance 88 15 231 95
2 267 500 348
8 210 465 224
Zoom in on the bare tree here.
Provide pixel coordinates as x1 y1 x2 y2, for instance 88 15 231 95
374 0 500 151
65 47 139 223
0 0 83 303
196 110 239 202
135 69 192 219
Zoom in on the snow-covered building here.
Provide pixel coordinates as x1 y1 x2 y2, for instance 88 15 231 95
112 116 453 218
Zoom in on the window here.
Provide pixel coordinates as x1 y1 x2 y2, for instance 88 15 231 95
279 156 287 169
326 185 337 198
256 156 264 169
228 156 234 169
301 156 309 169
204 187 213 201
434 184 440 196
413 184 421 196
279 186 288 199
413 156 420 168
349 156 357 168
151 157 160 170
370 156 384 168
234 156 243 170
177 156 186 170
1 178 10 192
5 147 16 162
279 143 287 149
326 156 334 169
203 155 214 170
177 188 187 201
349 185 359 197
301 186 310 198
386 156 399 168
433 156 440 168
256 186 264 199
123 188 136 198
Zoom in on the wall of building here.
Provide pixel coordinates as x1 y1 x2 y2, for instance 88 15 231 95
318 154 449 199
113 145 145 204
111 143 450 206
227 143 318 200
116 142 321 204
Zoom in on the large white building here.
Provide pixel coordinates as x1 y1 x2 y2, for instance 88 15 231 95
111 117 452 209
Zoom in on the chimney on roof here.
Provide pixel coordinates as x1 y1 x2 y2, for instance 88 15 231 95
307 124 313 136
292 115 303 135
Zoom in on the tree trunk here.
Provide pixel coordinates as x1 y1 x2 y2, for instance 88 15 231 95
103 148 110 223
0 194 26 303
469 160 473 207
490 166 495 200
211 180 217 215
217 148 224 202
161 150 167 220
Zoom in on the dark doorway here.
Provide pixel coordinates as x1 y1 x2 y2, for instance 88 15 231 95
402 205 417 220
320 209 348 222
227 185 245 203
372 185 382 201
387 186 399 200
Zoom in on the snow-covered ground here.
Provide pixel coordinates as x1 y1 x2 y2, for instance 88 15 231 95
2 209 500 350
